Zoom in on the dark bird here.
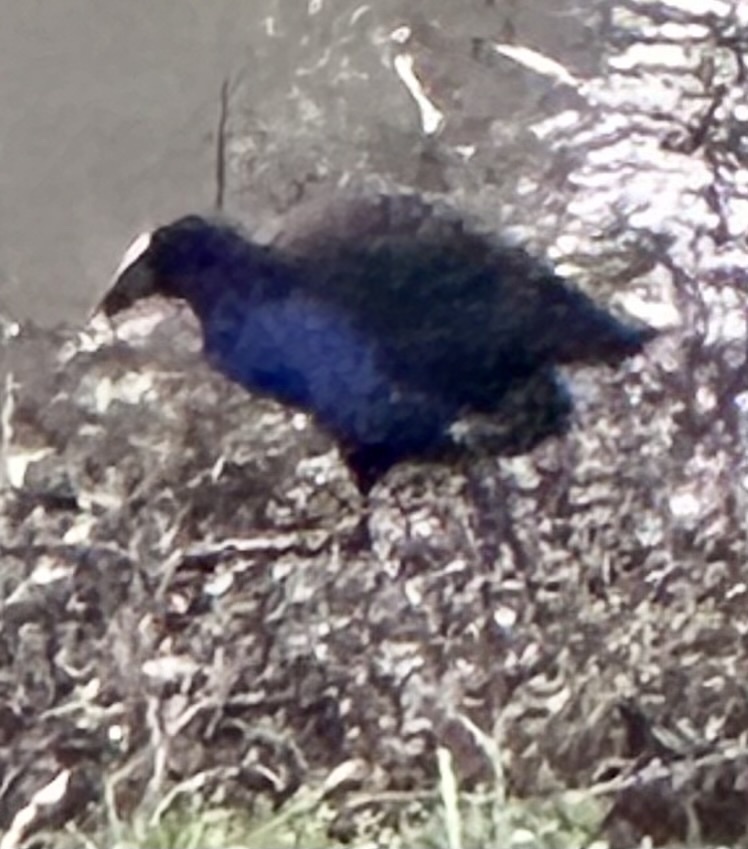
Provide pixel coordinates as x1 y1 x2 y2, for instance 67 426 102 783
97 193 655 491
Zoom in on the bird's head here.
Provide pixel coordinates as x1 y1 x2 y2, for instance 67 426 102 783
96 215 262 319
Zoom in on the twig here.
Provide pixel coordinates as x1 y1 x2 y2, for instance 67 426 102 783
215 78 230 212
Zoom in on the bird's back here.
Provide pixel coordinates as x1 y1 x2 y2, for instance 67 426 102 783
277 192 654 412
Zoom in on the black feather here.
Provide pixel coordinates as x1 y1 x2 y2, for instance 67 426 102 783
100 194 655 490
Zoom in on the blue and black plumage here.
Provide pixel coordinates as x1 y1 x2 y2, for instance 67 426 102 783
99 193 655 490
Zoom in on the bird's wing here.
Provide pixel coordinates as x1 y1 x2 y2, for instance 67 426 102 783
280 193 653 390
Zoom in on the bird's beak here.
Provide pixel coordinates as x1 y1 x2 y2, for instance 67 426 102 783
92 231 156 319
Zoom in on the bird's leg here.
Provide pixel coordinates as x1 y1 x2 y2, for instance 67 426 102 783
465 459 506 568
346 492 375 552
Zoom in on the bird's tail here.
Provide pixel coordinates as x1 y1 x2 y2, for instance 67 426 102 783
531 280 658 366
564 313 657 366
